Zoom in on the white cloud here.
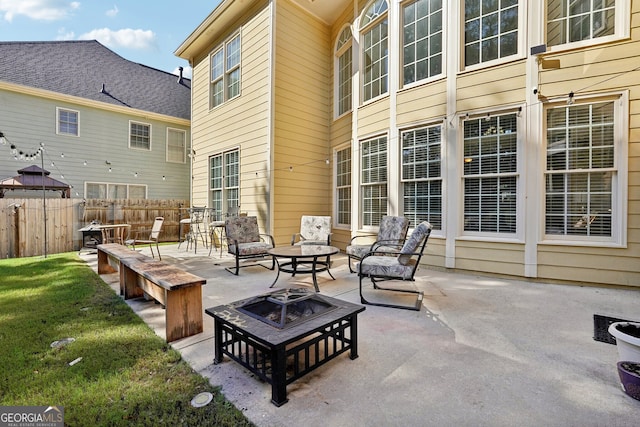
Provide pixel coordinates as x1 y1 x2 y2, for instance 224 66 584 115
55 27 75 40
106 5 118 18
78 28 157 50
172 66 192 79
0 0 79 22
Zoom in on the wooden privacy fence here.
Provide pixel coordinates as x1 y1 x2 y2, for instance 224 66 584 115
0 198 189 258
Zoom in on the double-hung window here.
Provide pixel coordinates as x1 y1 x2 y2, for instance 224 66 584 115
361 0 388 102
335 27 353 117
335 146 352 227
544 97 624 243
210 149 240 220
129 121 151 150
464 0 519 67
401 125 442 229
402 0 443 86
57 107 79 136
210 34 241 108
463 112 518 234
166 128 186 163
361 136 387 227
547 0 620 47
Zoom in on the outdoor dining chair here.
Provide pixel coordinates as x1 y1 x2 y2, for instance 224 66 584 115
346 215 410 273
125 217 164 260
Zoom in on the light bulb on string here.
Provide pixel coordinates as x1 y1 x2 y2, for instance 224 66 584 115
60 153 64 158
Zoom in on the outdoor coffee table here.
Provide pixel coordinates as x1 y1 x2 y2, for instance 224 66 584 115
205 289 365 406
268 245 339 292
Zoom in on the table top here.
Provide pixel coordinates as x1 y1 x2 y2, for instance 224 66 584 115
268 245 339 258
98 224 130 229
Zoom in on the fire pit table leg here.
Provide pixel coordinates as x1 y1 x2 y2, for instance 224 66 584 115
349 315 359 360
270 346 289 406
213 319 223 364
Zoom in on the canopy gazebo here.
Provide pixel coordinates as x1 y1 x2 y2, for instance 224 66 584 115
0 165 71 198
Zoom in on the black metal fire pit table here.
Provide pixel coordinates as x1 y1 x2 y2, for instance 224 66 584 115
205 288 365 406
267 245 339 292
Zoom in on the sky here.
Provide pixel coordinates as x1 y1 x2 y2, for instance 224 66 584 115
0 0 223 79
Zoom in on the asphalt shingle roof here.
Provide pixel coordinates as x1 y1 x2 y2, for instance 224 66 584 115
0 40 191 120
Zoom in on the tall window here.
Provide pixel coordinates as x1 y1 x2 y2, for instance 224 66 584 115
210 34 241 108
129 121 151 150
336 27 353 117
210 149 240 219
402 125 442 229
57 107 79 136
361 0 388 102
545 100 618 239
402 0 443 86
361 136 387 227
464 0 519 67
166 128 186 163
463 113 518 233
547 0 616 47
335 147 352 226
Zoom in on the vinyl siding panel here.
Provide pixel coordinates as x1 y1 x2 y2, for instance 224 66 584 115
397 80 448 125
455 241 525 277
457 61 527 111
357 97 391 136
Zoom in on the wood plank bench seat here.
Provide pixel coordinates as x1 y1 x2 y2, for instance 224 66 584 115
119 257 207 342
97 243 148 295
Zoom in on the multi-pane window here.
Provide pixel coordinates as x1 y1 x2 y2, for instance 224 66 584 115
57 108 79 136
463 113 518 233
401 125 442 229
464 0 519 67
210 149 240 220
545 101 615 238
361 0 388 102
547 0 615 47
210 34 241 108
335 147 352 226
361 136 388 227
166 128 186 163
86 183 147 199
336 27 353 116
129 121 151 150
402 0 443 86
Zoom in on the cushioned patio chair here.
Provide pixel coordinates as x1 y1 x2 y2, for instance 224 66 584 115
125 217 164 260
291 215 332 246
346 215 410 273
358 221 432 311
225 216 275 275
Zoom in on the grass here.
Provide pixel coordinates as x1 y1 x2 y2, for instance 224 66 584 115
0 253 253 426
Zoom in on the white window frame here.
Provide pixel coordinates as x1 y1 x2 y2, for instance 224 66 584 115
401 0 444 88
401 122 443 230
166 128 186 164
209 148 240 220
210 33 241 109
461 109 522 238
360 135 388 228
545 0 629 52
129 121 151 151
334 144 352 228
56 107 79 136
85 182 147 199
542 92 628 247
360 0 389 104
462 0 525 72
334 25 353 118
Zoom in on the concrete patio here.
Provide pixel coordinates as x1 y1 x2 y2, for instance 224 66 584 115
83 243 639 427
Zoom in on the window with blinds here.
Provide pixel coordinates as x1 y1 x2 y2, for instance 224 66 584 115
209 149 240 220
335 147 351 226
361 136 388 227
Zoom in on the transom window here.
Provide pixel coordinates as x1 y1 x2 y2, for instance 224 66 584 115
463 112 518 233
166 128 186 163
361 136 388 227
336 26 353 117
464 0 519 67
547 0 615 47
335 146 352 226
210 34 241 108
361 0 388 102
210 149 240 220
402 0 443 86
401 124 442 229
545 100 617 239
129 121 151 150
56 107 79 136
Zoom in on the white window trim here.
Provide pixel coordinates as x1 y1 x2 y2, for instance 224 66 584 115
359 133 389 230
458 107 525 242
84 182 148 199
56 107 80 137
333 143 352 229
334 24 353 120
544 0 630 54
209 32 242 110
359 0 390 106
128 120 152 151
166 127 187 164
540 91 628 248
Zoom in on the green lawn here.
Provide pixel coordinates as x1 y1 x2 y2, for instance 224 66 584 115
0 253 253 426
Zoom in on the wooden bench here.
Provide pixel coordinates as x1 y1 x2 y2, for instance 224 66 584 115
97 243 148 295
120 257 206 342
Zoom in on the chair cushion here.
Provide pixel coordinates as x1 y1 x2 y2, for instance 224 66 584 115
398 222 432 265
378 215 410 243
300 216 331 242
230 242 272 256
226 216 260 243
347 244 398 260
294 240 328 246
359 256 416 280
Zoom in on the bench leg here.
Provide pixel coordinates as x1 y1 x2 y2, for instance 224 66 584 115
165 286 203 342
123 264 144 299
